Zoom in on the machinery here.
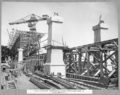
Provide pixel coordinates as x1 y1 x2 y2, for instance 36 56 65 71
9 14 49 32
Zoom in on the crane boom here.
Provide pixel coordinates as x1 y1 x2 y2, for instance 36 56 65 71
9 14 49 31
9 18 43 25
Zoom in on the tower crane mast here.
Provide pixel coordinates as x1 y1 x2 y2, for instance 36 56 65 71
9 14 49 32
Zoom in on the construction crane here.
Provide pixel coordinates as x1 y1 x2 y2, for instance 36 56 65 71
9 14 49 57
9 14 49 32
98 15 104 25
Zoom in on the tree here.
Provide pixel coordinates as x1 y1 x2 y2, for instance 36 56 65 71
1 45 12 63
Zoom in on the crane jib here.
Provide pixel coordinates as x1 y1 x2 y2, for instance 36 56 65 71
9 19 45 25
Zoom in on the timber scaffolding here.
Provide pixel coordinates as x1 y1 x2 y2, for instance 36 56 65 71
21 38 118 89
64 38 118 89
8 29 45 59
7 30 118 89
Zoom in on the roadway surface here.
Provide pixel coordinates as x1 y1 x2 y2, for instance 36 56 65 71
15 73 39 89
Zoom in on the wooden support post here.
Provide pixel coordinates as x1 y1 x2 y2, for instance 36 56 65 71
69 52 72 73
100 51 104 77
78 50 82 74
104 52 107 75
115 50 118 64
86 51 90 76
115 49 118 80
73 54 77 74
78 53 81 74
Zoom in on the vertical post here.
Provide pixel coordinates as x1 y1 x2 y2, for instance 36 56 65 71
69 52 72 73
17 48 23 74
73 54 77 73
78 51 82 74
100 51 103 77
104 51 107 75
18 48 23 62
115 49 118 64
87 51 90 76
115 49 118 83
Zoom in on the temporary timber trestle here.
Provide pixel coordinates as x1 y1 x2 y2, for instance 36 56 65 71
21 38 118 89
64 38 118 78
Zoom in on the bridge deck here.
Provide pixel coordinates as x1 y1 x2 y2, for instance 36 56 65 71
15 73 39 89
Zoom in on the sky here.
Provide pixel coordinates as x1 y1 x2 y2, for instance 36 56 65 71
1 2 118 48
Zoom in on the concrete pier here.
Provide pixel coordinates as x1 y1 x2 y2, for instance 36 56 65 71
44 13 66 77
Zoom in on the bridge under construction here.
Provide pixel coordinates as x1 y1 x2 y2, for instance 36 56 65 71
1 13 118 90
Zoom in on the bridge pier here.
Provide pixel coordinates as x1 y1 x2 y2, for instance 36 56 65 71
44 13 66 78
92 16 108 64
18 48 23 63
92 17 108 77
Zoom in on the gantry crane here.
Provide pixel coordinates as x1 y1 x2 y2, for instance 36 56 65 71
9 14 49 32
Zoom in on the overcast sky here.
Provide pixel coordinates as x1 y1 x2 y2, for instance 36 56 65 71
1 2 118 48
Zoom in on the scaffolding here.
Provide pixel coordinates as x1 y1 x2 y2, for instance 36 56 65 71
7 29 46 59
